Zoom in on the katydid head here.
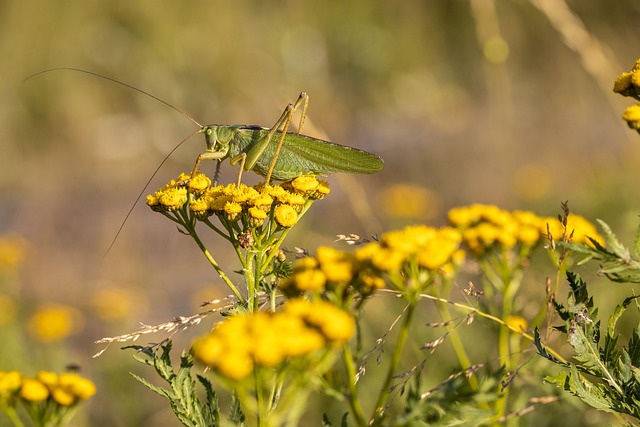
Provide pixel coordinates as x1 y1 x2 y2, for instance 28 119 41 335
202 125 235 157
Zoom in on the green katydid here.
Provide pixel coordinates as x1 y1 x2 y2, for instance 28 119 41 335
195 91 384 185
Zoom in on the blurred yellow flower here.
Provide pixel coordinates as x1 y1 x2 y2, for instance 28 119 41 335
0 234 29 271
505 315 528 332
378 183 441 220
449 204 546 256
56 373 97 402
19 378 49 402
91 287 142 321
192 299 354 380
0 371 21 396
28 304 83 342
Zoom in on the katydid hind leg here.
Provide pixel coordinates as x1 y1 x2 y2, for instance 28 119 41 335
264 93 309 184
242 102 294 183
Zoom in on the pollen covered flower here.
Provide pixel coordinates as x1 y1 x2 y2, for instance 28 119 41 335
290 175 319 193
274 204 298 227
146 186 188 212
187 173 212 195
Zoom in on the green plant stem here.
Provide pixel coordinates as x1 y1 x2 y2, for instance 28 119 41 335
189 226 244 302
3 407 25 427
435 299 479 391
341 346 367 427
435 278 480 392
370 300 417 425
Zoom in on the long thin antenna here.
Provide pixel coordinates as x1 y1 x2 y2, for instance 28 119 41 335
24 67 207 255
24 67 203 128
103 128 202 256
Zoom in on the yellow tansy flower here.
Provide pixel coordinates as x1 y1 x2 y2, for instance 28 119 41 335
28 304 83 342
0 371 21 395
293 269 327 291
19 378 49 402
274 204 298 227
622 104 640 130
291 175 319 193
158 187 188 211
216 349 254 381
223 201 243 219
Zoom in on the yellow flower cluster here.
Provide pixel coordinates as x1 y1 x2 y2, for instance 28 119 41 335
281 225 463 297
147 173 329 229
191 299 354 381
0 370 95 406
448 204 603 255
614 59 640 132
448 205 543 255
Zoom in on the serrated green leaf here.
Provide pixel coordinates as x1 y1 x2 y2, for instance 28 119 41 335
196 374 220 425
566 365 616 413
597 219 630 260
129 372 173 399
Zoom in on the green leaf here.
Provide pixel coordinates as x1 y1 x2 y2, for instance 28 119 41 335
597 219 630 260
565 365 616 413
127 341 221 427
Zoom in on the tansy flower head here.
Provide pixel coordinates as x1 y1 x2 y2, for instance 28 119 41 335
289 175 319 194
274 204 298 227
19 378 49 402
189 173 211 191
622 104 640 131
0 371 21 396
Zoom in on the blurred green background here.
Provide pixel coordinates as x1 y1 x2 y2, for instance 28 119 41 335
2 0 640 425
